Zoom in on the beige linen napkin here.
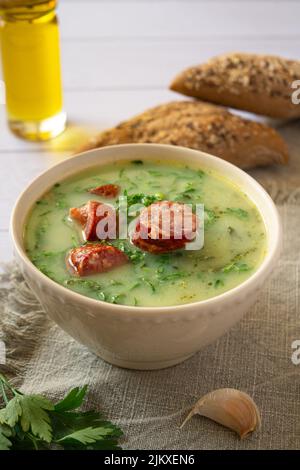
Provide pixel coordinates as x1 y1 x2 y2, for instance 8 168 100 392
1 122 300 450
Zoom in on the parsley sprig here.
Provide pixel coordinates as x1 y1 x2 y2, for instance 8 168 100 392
122 190 164 208
0 374 122 450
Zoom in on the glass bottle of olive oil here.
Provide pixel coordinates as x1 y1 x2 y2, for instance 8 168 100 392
0 0 66 140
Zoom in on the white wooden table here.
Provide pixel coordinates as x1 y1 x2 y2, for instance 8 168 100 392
1 0 300 263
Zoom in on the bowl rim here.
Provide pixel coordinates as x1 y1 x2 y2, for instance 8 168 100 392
10 143 282 316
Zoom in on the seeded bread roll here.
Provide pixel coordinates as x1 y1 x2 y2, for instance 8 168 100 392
81 101 288 169
170 53 300 119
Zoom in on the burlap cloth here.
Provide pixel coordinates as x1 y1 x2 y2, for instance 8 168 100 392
1 120 300 450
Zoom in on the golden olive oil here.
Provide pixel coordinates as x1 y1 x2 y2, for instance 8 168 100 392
0 0 66 140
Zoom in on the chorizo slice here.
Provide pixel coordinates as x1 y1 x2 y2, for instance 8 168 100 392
131 231 186 254
131 201 198 254
67 244 128 277
84 200 103 241
89 184 120 198
70 200 116 241
139 201 198 241
69 205 88 226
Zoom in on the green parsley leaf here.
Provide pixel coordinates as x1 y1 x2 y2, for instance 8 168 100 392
57 425 117 445
125 191 163 207
0 374 123 450
225 208 248 219
0 430 12 450
214 279 224 288
17 395 53 442
158 271 190 282
0 392 53 443
1 396 22 427
204 208 219 227
222 261 251 273
0 424 12 450
54 385 88 412
50 410 122 450
104 240 146 264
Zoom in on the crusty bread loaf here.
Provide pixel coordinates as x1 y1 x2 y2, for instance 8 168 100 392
170 53 300 119
80 101 288 170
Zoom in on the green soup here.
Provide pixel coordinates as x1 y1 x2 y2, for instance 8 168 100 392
24 160 267 307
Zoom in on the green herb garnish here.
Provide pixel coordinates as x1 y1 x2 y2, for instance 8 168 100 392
33 218 50 250
147 170 162 176
222 261 251 273
175 182 197 201
123 191 163 208
214 278 224 288
158 271 190 282
225 208 248 219
0 374 122 450
119 168 125 178
140 277 156 293
204 208 219 227
197 169 205 178
35 200 48 206
105 240 146 264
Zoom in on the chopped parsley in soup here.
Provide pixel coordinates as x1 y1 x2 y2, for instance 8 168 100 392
24 160 267 307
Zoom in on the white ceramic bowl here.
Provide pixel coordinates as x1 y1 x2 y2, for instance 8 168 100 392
11 144 281 370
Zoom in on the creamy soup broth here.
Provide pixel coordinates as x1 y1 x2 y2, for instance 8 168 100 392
24 160 267 307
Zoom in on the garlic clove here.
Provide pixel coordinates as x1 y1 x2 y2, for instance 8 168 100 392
181 388 261 439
